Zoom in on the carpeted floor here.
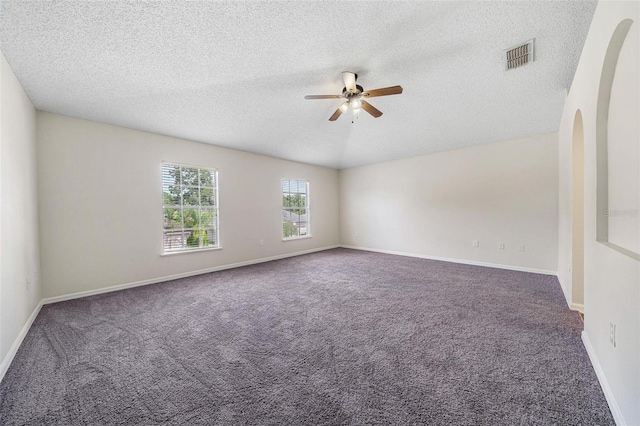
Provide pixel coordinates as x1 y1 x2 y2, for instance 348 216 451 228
0 248 614 425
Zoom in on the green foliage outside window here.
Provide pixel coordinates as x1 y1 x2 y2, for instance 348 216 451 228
283 221 298 238
282 179 309 239
187 228 210 247
282 193 307 215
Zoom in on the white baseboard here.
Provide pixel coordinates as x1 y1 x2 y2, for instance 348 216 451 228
0 301 43 384
581 331 625 425
570 302 584 313
42 245 339 305
339 245 557 276
556 274 572 308
555 275 584 313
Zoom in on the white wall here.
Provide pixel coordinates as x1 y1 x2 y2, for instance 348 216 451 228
0 52 41 370
37 112 339 299
339 133 559 273
557 1 639 424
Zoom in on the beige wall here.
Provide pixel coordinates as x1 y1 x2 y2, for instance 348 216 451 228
557 1 639 424
339 133 559 273
37 112 339 299
0 52 40 368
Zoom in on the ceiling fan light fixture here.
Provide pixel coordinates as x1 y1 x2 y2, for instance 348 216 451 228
304 72 403 121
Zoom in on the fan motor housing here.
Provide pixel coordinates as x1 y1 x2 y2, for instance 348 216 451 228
343 84 364 97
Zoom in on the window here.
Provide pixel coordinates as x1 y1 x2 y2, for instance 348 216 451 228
162 163 219 253
282 178 310 239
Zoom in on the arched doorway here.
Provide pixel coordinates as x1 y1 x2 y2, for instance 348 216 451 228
571 110 585 316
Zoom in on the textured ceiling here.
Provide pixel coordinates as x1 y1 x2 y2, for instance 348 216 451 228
0 1 597 169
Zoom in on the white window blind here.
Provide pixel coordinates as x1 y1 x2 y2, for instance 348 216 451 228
282 178 310 239
162 163 219 253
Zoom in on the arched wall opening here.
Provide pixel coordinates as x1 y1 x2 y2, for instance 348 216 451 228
595 18 639 260
572 109 585 310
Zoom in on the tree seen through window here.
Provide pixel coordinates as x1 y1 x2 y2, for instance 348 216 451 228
162 164 219 252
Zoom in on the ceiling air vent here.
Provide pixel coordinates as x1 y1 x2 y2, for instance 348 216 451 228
505 39 534 70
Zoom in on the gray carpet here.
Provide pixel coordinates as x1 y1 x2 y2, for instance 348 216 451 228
0 248 614 425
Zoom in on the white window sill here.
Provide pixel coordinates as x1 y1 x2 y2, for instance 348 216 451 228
161 246 223 256
282 235 312 242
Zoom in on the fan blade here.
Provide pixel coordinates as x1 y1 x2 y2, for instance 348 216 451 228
361 100 383 118
362 85 403 98
329 102 349 121
342 71 357 92
305 94 344 99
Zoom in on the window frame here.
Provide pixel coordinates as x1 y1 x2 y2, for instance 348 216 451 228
161 162 221 255
281 178 311 241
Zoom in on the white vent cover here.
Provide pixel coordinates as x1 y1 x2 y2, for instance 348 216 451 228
505 39 534 70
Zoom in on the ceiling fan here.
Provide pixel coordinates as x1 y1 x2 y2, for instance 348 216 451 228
304 71 403 121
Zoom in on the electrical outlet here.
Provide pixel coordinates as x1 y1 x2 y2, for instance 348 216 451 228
26 277 31 291
259 239 264 246
518 244 525 252
354 231 358 238
609 321 616 347
473 240 479 248
498 242 505 250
